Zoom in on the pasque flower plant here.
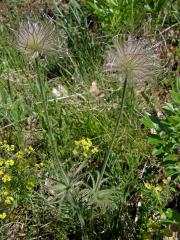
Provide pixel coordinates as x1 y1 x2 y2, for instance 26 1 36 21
96 37 159 191
14 19 69 186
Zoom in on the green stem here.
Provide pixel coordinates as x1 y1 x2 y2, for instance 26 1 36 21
96 75 128 191
35 59 69 185
131 0 134 31
7 72 13 100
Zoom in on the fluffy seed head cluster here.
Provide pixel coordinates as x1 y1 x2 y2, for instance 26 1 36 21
15 20 55 59
105 37 159 84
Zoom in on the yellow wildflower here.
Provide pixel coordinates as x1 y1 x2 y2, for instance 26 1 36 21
24 147 34 155
26 181 35 191
18 160 26 171
28 146 34 152
16 151 24 159
0 169 5 175
72 149 78 156
155 185 163 192
4 144 14 152
74 138 99 158
5 159 14 167
82 145 89 151
162 177 171 184
81 138 92 148
83 152 88 158
0 160 4 166
35 163 44 168
2 190 9 196
80 139 87 146
91 147 99 154
4 196 14 204
10 145 15 151
2 174 12 183
0 212 7 219
75 140 80 145
6 144 15 152
144 183 153 190
86 138 93 147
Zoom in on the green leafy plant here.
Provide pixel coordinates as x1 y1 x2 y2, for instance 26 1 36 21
142 207 180 239
142 78 180 181
82 0 144 33
81 0 179 34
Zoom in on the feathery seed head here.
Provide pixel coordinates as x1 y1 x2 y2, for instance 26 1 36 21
105 37 159 84
15 20 55 59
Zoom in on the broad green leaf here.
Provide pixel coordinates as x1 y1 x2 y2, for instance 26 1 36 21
164 154 179 161
166 208 173 219
148 137 164 145
141 114 155 128
163 103 174 112
171 90 180 104
152 147 164 156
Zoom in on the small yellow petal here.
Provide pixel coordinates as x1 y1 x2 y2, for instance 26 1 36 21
2 174 12 183
155 185 163 192
2 191 9 196
0 169 5 175
144 183 153 190
74 140 79 145
5 160 14 167
83 145 89 151
26 181 35 191
92 147 99 154
83 152 88 158
5 196 14 204
0 212 7 219
72 149 78 156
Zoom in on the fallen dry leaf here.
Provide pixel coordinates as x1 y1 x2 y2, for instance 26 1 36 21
52 84 68 98
90 81 104 101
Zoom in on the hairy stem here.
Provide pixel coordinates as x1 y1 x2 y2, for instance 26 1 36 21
96 75 128 191
35 59 69 185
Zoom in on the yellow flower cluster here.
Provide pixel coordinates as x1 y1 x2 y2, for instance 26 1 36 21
4 196 14 204
0 141 15 219
0 141 15 152
15 146 35 171
144 176 172 195
0 159 14 168
26 181 35 191
35 162 44 169
0 141 41 220
2 174 12 183
0 188 14 219
16 146 34 159
144 182 163 192
0 212 6 219
73 138 99 158
0 161 13 183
